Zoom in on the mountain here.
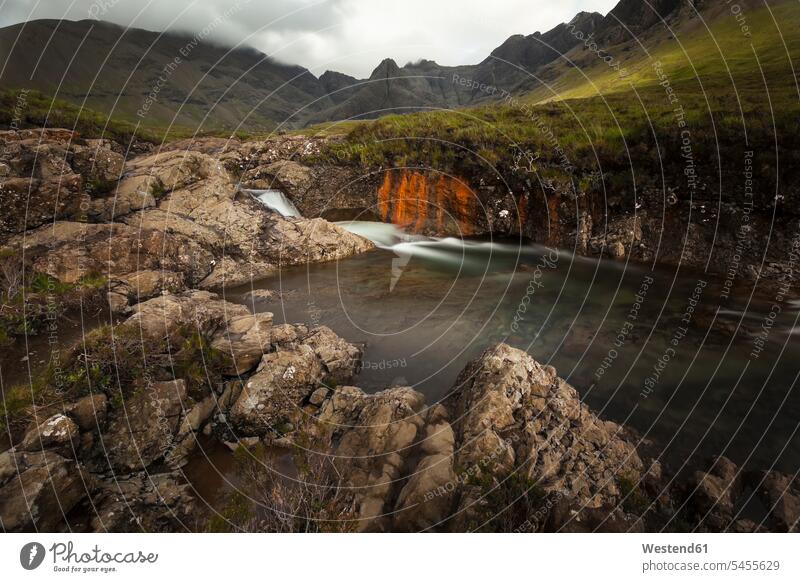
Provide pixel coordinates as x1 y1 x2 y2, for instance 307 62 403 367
0 19 332 131
0 0 773 130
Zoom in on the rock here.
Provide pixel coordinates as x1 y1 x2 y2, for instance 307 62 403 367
19 414 79 454
230 345 324 436
323 386 426 531
609 241 626 258
751 470 800 532
123 290 249 338
10 221 215 291
118 269 185 298
89 472 195 532
394 408 456 531
301 326 362 384
180 396 218 435
690 456 741 527
444 344 644 528
308 387 329 406
270 323 308 345
243 289 280 304
0 450 91 531
103 379 188 472
106 291 131 313
262 160 313 196
210 312 274 375
223 436 260 452
0 450 15 484
88 174 157 221
65 393 108 432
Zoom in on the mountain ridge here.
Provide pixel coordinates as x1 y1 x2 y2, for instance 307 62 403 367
0 0 768 130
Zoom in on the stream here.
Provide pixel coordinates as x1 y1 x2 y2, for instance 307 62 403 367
221 220 800 477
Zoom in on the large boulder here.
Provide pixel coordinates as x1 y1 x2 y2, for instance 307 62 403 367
444 344 644 528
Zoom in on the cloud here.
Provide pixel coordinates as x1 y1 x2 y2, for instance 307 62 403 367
0 0 619 77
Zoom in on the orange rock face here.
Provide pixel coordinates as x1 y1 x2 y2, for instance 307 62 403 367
376 170 475 235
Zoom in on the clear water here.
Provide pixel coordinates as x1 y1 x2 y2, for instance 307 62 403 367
224 223 800 475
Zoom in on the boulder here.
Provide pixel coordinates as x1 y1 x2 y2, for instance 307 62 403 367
690 456 741 528
19 414 80 455
751 470 800 532
323 386 426 531
300 325 361 384
445 344 644 528
210 312 274 375
229 344 324 436
103 379 188 472
394 406 456 531
0 450 92 531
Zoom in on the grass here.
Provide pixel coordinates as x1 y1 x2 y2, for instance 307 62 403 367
304 2 799 216
0 319 230 434
0 89 254 146
537 0 800 103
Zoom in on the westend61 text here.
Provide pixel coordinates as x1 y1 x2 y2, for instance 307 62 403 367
643 543 708 554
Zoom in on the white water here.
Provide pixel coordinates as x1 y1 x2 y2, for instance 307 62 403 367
247 189 302 218
335 220 539 273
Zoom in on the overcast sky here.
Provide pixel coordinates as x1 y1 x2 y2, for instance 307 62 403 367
0 0 619 77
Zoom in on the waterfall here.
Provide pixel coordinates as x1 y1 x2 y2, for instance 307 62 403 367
246 189 302 218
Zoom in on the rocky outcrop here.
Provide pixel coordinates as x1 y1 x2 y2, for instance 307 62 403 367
216 343 650 532
0 129 124 240
0 289 365 532
1 130 373 315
